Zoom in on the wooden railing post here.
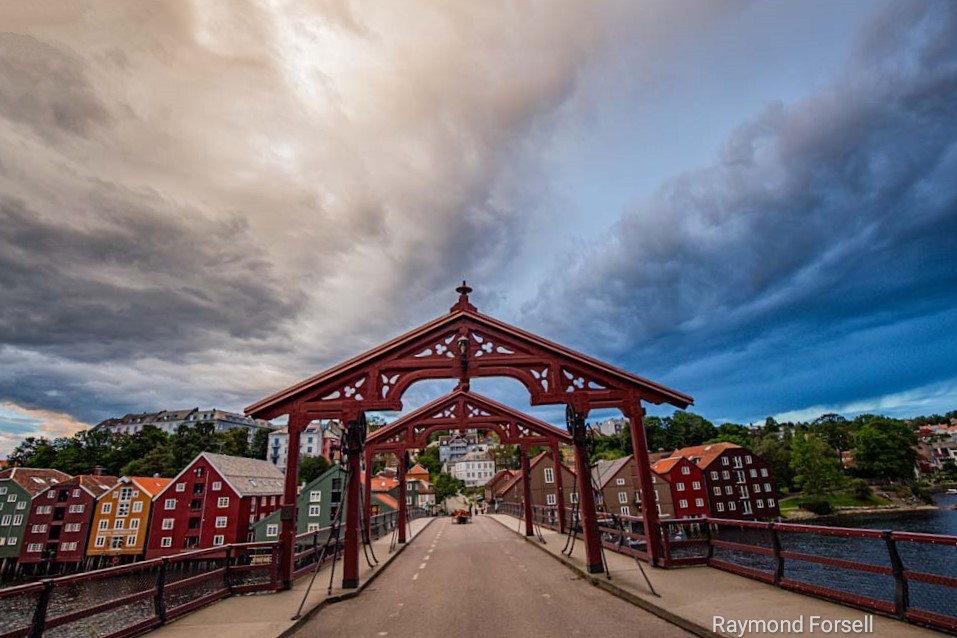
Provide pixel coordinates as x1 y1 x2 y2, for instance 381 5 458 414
224 546 234 593
155 558 169 624
884 531 909 620
30 580 53 638
770 523 784 585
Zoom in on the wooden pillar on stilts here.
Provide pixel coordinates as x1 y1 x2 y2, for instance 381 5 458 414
397 449 408 544
626 400 663 566
519 444 534 536
551 441 566 533
279 412 307 590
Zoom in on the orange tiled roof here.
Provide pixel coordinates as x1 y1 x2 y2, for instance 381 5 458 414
130 477 172 496
368 476 398 492
670 442 743 469
651 457 682 474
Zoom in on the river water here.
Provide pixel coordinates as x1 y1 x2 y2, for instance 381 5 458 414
819 492 957 535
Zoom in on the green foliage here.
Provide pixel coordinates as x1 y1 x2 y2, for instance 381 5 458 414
849 478 872 500
706 423 752 448
852 416 917 482
753 433 794 490
299 455 331 485
790 432 844 496
251 427 269 460
434 472 464 503
9 423 275 479
414 446 441 480
490 445 517 470
942 460 957 481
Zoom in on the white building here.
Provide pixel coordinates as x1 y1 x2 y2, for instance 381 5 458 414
447 451 495 487
268 421 342 472
97 408 272 440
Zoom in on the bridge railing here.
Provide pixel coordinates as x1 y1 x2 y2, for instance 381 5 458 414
496 506 957 633
0 542 281 638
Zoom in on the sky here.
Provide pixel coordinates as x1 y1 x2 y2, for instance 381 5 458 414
1 0 956 456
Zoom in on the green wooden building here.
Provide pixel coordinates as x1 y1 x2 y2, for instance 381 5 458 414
0 468 72 577
251 466 397 542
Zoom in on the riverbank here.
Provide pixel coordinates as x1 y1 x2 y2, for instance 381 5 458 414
782 503 939 521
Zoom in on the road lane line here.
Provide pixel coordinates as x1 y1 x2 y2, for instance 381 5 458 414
412 573 419 581
419 563 427 569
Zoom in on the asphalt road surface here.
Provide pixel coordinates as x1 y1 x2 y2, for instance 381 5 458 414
292 515 690 638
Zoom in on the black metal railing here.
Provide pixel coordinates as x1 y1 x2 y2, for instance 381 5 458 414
0 543 280 638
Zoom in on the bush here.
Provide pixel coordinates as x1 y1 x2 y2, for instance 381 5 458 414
849 479 872 500
799 498 833 515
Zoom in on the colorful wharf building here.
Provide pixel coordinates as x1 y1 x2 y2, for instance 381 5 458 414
146 453 284 559
20 474 118 576
86 476 171 568
0 468 71 577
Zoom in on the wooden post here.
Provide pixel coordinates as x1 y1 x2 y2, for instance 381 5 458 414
397 449 408 544
551 442 566 533
519 445 534 536
280 412 307 589
573 435 604 573
627 401 663 566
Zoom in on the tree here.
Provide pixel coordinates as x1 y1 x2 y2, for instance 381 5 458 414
853 416 917 483
790 432 844 496
754 433 794 491
707 423 752 448
812 414 852 465
414 446 441 480
251 427 270 460
7 437 58 468
219 428 250 458
490 445 517 470
434 473 464 507
299 455 331 484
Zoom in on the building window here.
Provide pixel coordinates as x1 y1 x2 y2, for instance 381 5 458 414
743 501 753 515
617 491 628 504
713 487 721 496
218 497 229 508
212 482 222 491
570 492 579 504
695 498 704 507
161 537 172 548
98 520 109 530
308 505 320 517
753 484 761 493
68 504 85 514
679 499 688 508
95 535 106 548
72 489 81 498
16 501 25 510
165 499 176 510
114 519 124 529
266 524 278 538
310 490 321 503
307 523 320 533
31 524 47 534
692 481 701 490
615 478 626 486
111 537 123 549
7 536 16 546
710 471 718 480
735 471 746 484
765 483 772 492
213 535 224 546
543 467 555 484
681 466 690 475
729 502 737 511
0 487 5 495
546 494 557 506
756 499 765 509
722 471 730 480
28 543 43 553
721 457 729 466
47 490 55 499
620 506 630 515
132 501 143 513
746 455 752 464
162 518 174 530
101 503 112 514
65 523 81 533
130 519 140 529
176 484 186 492
126 535 137 546
725 486 733 495
117 503 130 517
750 469 758 478
215 516 228 528
716 502 724 512
195 467 204 478
12 515 22 526
676 482 685 491
761 468 768 477
119 487 133 501
37 505 52 515
768 498 776 507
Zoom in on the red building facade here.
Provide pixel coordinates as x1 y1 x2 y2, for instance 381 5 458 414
145 453 284 559
651 456 710 519
671 443 780 520
20 475 117 573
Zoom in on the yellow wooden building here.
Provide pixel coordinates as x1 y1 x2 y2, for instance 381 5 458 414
86 476 170 567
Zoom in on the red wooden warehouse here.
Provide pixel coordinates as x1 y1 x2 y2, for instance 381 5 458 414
145 453 285 559
651 456 711 519
19 474 118 575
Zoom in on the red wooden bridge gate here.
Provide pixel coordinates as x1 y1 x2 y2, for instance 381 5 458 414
244 283 693 589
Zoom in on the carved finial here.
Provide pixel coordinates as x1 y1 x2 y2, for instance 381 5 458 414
451 280 477 313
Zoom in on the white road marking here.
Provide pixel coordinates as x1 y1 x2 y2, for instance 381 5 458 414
412 573 419 581
419 563 427 569
424 555 430 560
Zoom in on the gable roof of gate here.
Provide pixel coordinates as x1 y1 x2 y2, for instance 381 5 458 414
245 288 692 419
365 389 573 447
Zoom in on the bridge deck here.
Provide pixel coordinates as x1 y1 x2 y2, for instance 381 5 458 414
484 514 941 637
150 516 434 638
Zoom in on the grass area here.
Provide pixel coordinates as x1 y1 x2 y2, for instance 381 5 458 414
779 492 891 512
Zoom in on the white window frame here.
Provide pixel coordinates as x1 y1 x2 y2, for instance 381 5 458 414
310 490 321 503
679 499 688 508
546 493 557 506
176 483 186 492
212 481 222 491
101 502 112 514
215 516 228 528
164 499 176 510
162 518 175 530
266 524 279 538
132 501 143 513
161 537 172 548
617 491 628 504
308 504 321 517
95 535 106 548
615 478 625 486
544 467 554 484
217 497 229 508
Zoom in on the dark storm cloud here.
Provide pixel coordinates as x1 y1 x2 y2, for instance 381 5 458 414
524 0 957 418
0 33 109 138
0 191 301 362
